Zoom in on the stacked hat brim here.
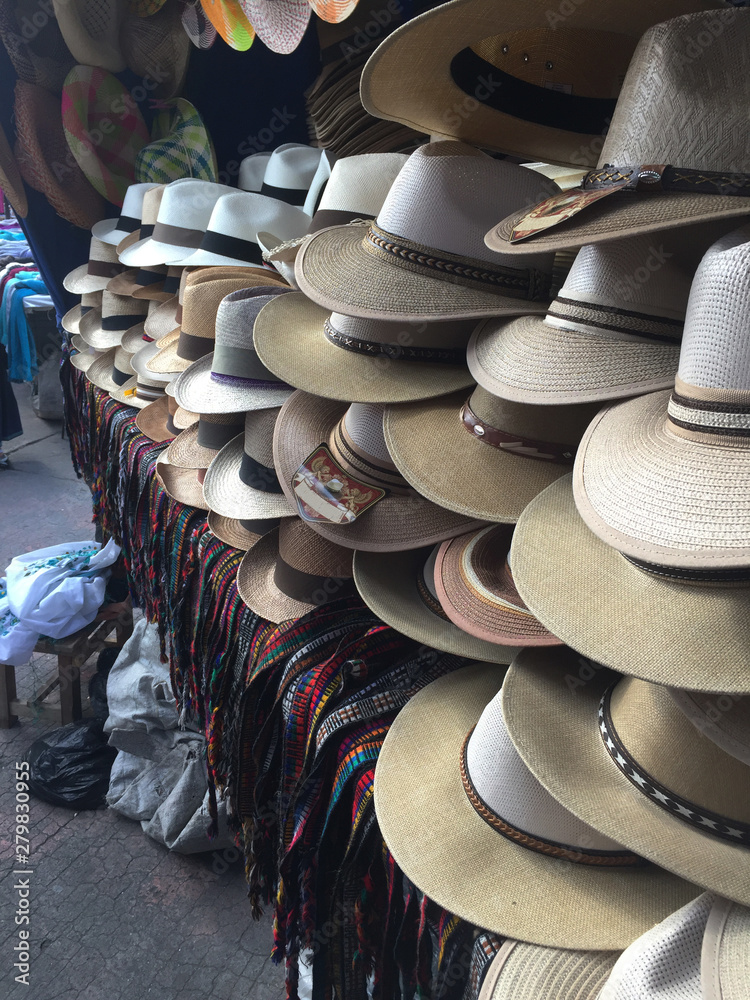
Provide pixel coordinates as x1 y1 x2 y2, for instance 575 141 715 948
111 375 165 409
202 436 296 522
79 312 145 352
208 511 270 551
478 940 619 1000
121 320 154 354
85 349 135 394
155 457 208 509
172 350 295 414
144 296 179 339
71 345 110 374
237 526 320 623
164 418 244 470
131 342 175 382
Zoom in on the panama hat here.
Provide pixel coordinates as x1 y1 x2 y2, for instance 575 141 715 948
181 0 217 48
108 264 172 302
383 387 601 523
487 11 750 256
502 647 750 906
71 343 109 373
121 300 159 353
52 0 126 72
0 123 26 218
155 456 208 508
295 142 559 322
115 185 166 256
273 393 486 552
172 286 294 414
353 545 519 664
468 224 734 406
136 393 197 443
142 295 179 341
120 4 191 100
165 412 245 470
253 293 476 404
478 939 619 1000
63 237 126 294
207 511 279 551
199 0 254 50
237 0 310 53
256 143 323 208
92 182 160 246
238 152 270 192
135 99 218 185
62 291 102 335
375 663 698 948
237 518 355 624
202 408 296 523
110 371 167 408
574 227 750 571
0 0 74 92
78 291 148 351
85 345 136 395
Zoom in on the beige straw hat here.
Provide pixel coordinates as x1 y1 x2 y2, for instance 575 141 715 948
502 647 750 906
207 511 280 551
375 663 699 948
53 0 126 72
295 141 559 322
486 11 750 256
85 345 135 394
136 393 197 443
574 227 750 571
116 185 165 256
253 292 476 403
237 519 355 624
110 372 167 409
143 295 179 340
155 457 207 509
71 344 110 374
63 236 125 294
478 939 619 1000
273 393 485 551
384 387 601 523
61 290 102 335
353 545 519 664
165 412 245 470
78 291 149 350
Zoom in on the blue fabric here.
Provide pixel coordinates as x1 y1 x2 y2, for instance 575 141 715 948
1 275 46 382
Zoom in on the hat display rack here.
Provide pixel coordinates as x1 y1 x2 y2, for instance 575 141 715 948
10 0 750 998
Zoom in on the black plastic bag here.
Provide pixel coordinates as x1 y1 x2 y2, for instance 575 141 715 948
88 647 119 721
27 719 117 809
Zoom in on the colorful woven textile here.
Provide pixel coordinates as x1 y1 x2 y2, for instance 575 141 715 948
135 99 218 184
199 0 254 51
180 0 218 50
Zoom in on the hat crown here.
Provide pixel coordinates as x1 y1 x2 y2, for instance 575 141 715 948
216 286 291 351
342 403 394 465
469 385 600 446
599 11 750 171
318 153 409 216
328 312 476 350
670 688 750 767
263 143 322 191
120 182 160 220
140 185 166 226
156 180 234 229
181 275 261 338
89 236 118 263
202 191 309 243
238 152 271 192
243 407 279 467
277 518 353 577
100 290 148 318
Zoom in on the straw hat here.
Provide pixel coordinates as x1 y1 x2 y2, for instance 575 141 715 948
63 237 126 294
207 511 279 551
136 393 197 443
0 124 26 218
62 291 102 335
502 647 750 906
0 0 74 92
478 939 619 1000
574 227 750 571
92 182 160 246
468 224 734 406
120 4 191 100
78 291 148 351
71 343 110 373
52 0 126 72
295 142 559 321
143 294 179 341
135 99 218 185
487 11 750 256
353 545 519 664
374 663 698 948
115 185 165 255
253 293 476 403
121 300 159 353
237 518 355 624
273 393 486 551
308 0 357 24
257 143 323 209
165 412 245 469
238 152 271 192
199 0 254 51
237 0 310 54
384 387 601 523
181 0 217 49
202 408 296 522
110 372 167 408
172 286 294 414
85 345 136 394
155 456 208 509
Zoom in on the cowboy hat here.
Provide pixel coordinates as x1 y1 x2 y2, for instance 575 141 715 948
479 939 619 1000
134 99 218 185
52 0 126 72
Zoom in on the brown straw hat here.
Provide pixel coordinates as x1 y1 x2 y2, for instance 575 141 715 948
136 393 197 443
155 457 207 509
253 292 476 403
0 0 75 93
78 291 149 350
478 939 619 1000
374 663 698 948
237 519 356 624
61 290 102 335
111 372 167 409
64 237 125 294
384 387 601 523
207 511 281 551
295 141 559 322
486 11 750 256
165 412 245 470
502 647 750 907
434 525 561 647
85 345 135 394
273 392 486 552
0 123 26 218
353 545 519 664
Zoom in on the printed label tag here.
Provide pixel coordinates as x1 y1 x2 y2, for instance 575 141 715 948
292 445 386 525
509 184 629 243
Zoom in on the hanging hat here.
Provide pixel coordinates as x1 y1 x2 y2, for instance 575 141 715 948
85 345 136 394
78 291 148 350
0 0 75 92
155 456 208 508
253 293 476 404
237 0 310 54
375 663 698 948
295 142 559 321
92 182 160 246
111 370 167 408
273 393 486 552
62 66 150 207
479 939 619 1000
135 99 218 185
63 237 126 294
120 4 191 100
136 392 198 443
469 224 735 406
502 646 750 907
384 387 600 523
62 291 102 335
353 545 520 664
165 412 245 469
207 511 279 551
237 518 355 624
0 124 26 218
258 143 323 208
71 343 110 373
52 0 126 72
487 10 750 256
574 227 750 572
199 0 254 50
181 0 217 49
308 0 357 24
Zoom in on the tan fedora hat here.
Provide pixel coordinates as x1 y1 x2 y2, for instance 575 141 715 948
273 392 486 552
434 525 562 647
295 141 559 322
72 344 111 374
165 412 245 470
63 236 125 294
384 387 601 523
110 372 167 409
502 647 750 907
375 663 698 948
155 457 207 509
353 545 519 664
487 11 750 256
136 393 197 443
78 291 149 351
237 519 355 624
253 292 476 404
479 939 619 1000
202 409 296 522
85 345 135 394
574 227 750 571
61 290 102 335
208 511 281 551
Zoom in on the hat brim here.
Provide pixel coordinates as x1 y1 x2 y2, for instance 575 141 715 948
121 321 154 354
375 663 699 948
237 527 316 623
274 390 486 551
502 648 750 906
353 547 518 663
478 940 618 1000
110 375 163 408
202 434 297 521
145 340 194 374
510 474 750 691
468 316 680 405
131 283 171 302
238 0 310 54
155 459 208 509
63 264 114 294
135 395 178 442
130 343 176 382
164 423 226 470
106 269 140 296
85 350 133 394
207 511 264 550
172 353 294 415
254 291 476 403
79 313 145 351
91 217 131 245
145 296 179 338
295 223 552 322
61 303 84 334
120 237 196 268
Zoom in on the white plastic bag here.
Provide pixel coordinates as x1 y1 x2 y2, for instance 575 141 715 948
0 578 38 666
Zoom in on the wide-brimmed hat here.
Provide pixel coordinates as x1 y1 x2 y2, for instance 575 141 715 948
198 0 254 51
353 545 519 664
142 294 179 342
155 456 208 508
502 647 750 906
62 66 149 207
295 142 559 321
135 393 197 442
120 4 191 100
273 393 485 551
107 263 172 302
256 143 323 209
384 386 600 523
121 299 159 353
85 345 136 394
237 0 310 54
308 0 357 24
115 185 165 255
135 99 218 185
486 11 750 256
172 286 293 414
479 939 619 1000
0 123 26 218
207 511 279 551
181 0 217 49
111 371 168 409
574 227 750 571
165 412 245 469
92 182 160 246
71 343 110 373
78 291 148 350
237 152 270 192
253 293 476 403
375 663 698 948
434 525 561 647
52 0 126 72
0 0 75 93
237 518 355 623
63 237 126 294
62 291 102 335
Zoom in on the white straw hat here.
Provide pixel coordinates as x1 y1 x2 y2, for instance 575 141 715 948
258 143 323 208
63 236 126 294
238 152 271 192
62 290 102 335
78 291 148 350
92 182 160 246
479 939 619 1000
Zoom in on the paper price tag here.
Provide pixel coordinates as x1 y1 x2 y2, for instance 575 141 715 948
292 445 386 525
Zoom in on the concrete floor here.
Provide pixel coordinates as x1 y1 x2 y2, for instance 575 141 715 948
1 383 283 1000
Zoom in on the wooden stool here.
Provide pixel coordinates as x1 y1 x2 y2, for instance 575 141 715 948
0 602 134 728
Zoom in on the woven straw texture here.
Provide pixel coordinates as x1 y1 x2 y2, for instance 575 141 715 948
199 0 254 50
62 291 102 334
0 123 26 217
64 237 123 293
136 395 177 442
120 322 152 354
309 0 358 24
207 512 262 550
375 664 699 948
181 0 217 49
131 342 174 382
669 691 750 768
78 292 148 350
155 458 207 508
71 345 110 373
0 0 74 91
165 414 244 469
135 99 217 184
52 0 125 72
120 5 190 99
238 0 310 54
144 296 178 339
481 941 618 1000
85 346 135 393
711 900 750 1000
